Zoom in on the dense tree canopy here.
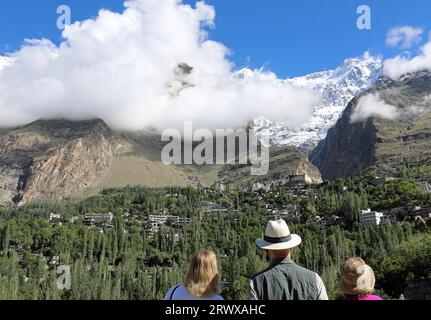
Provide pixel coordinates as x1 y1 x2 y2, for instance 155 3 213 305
0 175 429 300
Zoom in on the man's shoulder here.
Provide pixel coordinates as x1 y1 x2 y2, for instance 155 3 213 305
292 264 322 284
253 262 317 279
250 265 275 281
292 263 319 277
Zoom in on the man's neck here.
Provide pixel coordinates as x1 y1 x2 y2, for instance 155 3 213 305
269 253 291 264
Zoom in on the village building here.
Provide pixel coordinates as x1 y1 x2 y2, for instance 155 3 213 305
147 215 191 230
289 174 313 184
359 209 385 226
84 212 114 226
49 213 62 222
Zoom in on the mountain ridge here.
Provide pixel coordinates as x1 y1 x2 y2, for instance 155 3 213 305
0 119 121 204
252 54 383 152
0 119 321 204
311 71 431 180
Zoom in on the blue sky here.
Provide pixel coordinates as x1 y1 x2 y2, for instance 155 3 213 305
0 0 430 78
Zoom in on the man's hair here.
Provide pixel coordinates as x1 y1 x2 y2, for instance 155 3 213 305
185 250 220 297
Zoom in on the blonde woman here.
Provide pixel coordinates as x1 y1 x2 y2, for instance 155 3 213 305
165 250 224 300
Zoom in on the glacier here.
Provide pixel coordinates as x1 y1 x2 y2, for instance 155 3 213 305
249 53 383 153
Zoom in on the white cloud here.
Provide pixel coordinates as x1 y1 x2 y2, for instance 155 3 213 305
0 0 317 132
384 40 431 79
350 93 399 122
386 26 423 49
0 56 12 70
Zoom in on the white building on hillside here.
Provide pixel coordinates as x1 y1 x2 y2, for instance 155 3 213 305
290 175 313 184
49 213 62 221
84 212 114 225
359 209 385 226
147 215 191 229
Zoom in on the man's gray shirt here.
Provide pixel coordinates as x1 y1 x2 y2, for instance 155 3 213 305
248 257 328 300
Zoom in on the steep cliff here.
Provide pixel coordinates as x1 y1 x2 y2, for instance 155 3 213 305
311 72 431 179
0 119 323 204
0 120 121 204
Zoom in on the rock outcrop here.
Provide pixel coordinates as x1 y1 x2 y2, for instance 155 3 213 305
218 146 322 189
311 72 431 179
0 119 120 204
0 119 323 205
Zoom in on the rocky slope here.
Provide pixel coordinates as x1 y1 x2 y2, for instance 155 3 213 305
252 54 383 152
0 120 121 204
216 146 322 189
0 119 321 204
311 71 431 180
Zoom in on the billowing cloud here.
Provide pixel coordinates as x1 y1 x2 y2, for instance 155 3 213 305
0 0 317 132
384 40 431 79
386 26 423 49
384 25 431 80
0 56 12 70
350 93 399 122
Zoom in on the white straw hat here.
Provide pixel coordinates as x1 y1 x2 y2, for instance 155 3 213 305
255 219 302 250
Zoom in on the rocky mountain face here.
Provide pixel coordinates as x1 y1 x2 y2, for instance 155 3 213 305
0 119 321 204
252 54 383 152
216 146 322 190
0 120 121 205
1 61 429 204
311 71 431 180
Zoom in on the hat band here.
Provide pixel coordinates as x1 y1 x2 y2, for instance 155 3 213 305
264 234 292 244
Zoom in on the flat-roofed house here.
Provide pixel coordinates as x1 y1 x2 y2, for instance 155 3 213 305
84 212 114 225
359 209 385 226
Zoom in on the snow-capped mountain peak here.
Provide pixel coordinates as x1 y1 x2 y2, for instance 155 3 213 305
253 53 383 152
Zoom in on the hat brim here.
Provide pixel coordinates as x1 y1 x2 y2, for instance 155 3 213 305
255 234 302 250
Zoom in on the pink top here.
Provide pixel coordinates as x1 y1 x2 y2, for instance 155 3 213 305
344 295 383 300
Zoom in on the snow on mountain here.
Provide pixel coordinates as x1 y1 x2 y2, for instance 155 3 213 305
0 53 382 153
251 53 383 153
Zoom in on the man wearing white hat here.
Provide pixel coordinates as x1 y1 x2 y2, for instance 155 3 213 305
248 219 328 300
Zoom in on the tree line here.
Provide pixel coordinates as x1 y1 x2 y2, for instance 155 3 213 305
0 176 428 300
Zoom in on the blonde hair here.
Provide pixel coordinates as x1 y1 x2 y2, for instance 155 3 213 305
185 250 220 298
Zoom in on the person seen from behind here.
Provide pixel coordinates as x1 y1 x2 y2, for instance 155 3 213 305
339 257 383 300
165 250 224 300
249 219 328 300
